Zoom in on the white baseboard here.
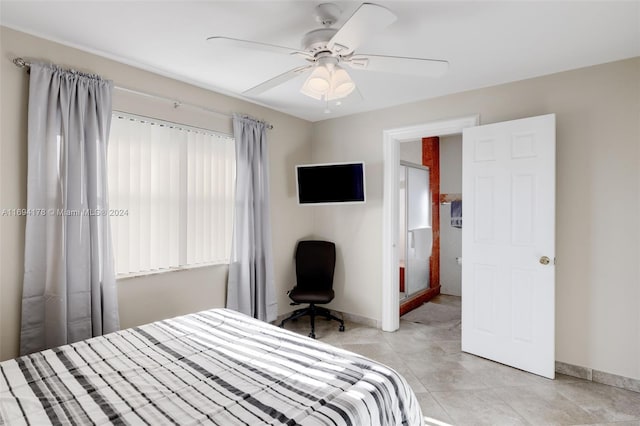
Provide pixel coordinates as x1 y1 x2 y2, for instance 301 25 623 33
556 361 640 393
340 311 380 328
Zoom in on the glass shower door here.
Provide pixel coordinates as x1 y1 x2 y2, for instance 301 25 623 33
405 164 432 297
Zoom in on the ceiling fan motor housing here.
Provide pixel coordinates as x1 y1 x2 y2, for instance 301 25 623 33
302 28 338 55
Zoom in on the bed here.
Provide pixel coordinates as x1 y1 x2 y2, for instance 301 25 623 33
0 308 423 425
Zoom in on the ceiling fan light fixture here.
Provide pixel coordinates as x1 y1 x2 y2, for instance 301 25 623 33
301 65 331 98
301 64 356 101
328 66 355 100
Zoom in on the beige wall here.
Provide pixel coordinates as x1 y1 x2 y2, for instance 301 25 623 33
0 27 314 361
399 140 422 165
311 58 640 380
439 135 462 296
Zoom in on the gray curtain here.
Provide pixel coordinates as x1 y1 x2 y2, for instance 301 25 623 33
226 114 277 322
20 62 119 355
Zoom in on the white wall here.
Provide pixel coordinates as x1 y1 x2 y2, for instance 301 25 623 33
439 135 462 296
0 27 314 361
311 57 640 380
400 140 422 165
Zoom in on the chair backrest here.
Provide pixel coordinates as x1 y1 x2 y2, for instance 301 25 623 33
295 240 336 291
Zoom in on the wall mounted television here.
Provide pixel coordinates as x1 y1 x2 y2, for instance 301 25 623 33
296 162 366 205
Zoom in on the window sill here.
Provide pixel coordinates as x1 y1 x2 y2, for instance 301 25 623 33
116 261 229 280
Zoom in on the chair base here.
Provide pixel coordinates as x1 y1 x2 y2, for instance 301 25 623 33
279 304 345 339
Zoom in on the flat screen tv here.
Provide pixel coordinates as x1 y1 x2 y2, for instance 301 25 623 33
296 162 366 205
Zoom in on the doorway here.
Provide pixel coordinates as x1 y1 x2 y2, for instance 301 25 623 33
398 135 465 315
381 115 479 332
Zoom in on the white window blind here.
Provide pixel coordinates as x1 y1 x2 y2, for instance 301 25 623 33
108 113 235 276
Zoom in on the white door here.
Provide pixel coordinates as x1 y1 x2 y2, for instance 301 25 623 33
461 114 556 378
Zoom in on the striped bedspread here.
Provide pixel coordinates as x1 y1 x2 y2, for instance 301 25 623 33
1 309 423 425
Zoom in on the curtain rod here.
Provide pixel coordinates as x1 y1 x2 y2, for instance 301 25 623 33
12 57 274 130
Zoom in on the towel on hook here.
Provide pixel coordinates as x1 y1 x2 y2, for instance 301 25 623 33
451 200 462 228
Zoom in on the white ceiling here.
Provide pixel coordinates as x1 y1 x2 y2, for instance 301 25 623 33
2 1 639 122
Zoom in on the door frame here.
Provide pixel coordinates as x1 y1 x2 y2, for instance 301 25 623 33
381 115 479 332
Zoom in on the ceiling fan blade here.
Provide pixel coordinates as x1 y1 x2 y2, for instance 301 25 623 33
346 54 449 77
207 36 312 59
243 65 313 97
328 3 397 56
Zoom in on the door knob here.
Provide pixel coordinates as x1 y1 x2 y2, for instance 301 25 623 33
539 256 550 265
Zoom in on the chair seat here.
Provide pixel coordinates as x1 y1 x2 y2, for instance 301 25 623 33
289 286 334 304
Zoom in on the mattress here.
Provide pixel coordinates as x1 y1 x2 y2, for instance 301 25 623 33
0 308 423 425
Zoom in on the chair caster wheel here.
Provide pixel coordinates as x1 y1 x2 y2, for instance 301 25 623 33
339 325 345 332
309 333 316 339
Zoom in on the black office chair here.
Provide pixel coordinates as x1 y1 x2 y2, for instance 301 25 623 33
280 240 345 339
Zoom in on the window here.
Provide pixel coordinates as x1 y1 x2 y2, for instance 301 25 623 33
108 113 235 276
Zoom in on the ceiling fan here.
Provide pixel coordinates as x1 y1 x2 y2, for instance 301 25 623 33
207 2 448 104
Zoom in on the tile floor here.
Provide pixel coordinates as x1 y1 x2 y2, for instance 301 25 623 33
282 295 640 426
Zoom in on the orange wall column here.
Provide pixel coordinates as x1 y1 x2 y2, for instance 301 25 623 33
422 137 440 289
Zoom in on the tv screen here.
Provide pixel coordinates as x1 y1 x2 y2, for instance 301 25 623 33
296 162 366 205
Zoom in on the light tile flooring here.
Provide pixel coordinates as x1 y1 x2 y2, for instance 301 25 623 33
283 295 640 426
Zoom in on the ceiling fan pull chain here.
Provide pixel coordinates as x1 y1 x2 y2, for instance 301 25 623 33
324 97 331 114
